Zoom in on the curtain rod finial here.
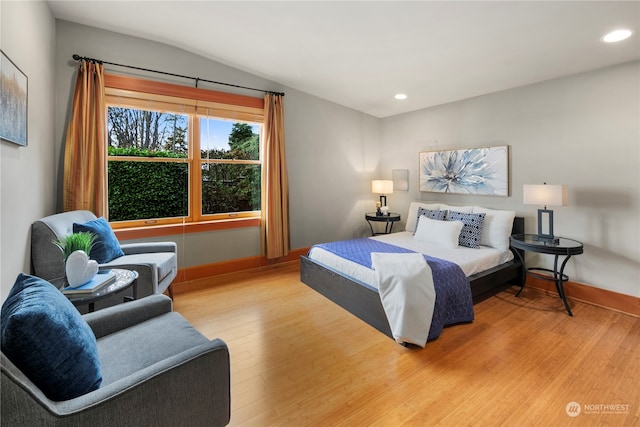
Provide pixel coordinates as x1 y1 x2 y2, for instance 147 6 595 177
72 54 81 61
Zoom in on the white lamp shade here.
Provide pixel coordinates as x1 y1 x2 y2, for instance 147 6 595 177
523 184 567 206
372 180 393 194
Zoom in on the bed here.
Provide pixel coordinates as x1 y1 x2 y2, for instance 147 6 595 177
300 202 524 345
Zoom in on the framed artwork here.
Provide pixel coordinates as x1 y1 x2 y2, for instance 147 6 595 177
419 146 509 196
392 169 409 191
0 51 28 146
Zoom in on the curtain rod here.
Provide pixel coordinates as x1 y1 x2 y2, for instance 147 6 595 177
72 54 285 97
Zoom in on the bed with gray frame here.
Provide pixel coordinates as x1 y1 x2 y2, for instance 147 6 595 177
300 216 524 340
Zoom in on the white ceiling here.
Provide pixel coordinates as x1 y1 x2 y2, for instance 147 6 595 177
48 1 640 118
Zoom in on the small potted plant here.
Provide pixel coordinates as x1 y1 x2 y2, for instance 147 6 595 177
53 232 99 287
53 232 97 261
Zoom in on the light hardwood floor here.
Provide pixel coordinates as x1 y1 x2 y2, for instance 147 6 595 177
173 262 639 426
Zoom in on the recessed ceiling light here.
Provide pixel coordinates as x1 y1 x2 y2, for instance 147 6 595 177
394 93 407 100
602 29 633 43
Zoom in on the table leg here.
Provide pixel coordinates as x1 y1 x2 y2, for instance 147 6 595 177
123 279 138 303
367 220 375 236
514 249 526 297
557 255 574 316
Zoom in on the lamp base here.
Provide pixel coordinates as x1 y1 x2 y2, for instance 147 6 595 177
532 234 559 245
537 208 557 243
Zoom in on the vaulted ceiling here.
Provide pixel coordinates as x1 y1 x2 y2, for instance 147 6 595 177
48 1 640 118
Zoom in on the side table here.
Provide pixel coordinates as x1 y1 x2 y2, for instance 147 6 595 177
510 234 583 316
365 212 401 235
55 269 139 313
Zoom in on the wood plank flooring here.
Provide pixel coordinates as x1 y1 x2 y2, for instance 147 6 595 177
172 262 639 426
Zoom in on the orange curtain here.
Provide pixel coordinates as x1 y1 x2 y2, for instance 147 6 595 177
261 94 290 259
63 61 107 216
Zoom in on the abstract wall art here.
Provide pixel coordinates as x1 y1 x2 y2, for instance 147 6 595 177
419 146 509 196
0 51 28 146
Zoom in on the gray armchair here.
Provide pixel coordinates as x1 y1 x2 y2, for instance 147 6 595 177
1 294 231 426
31 210 177 309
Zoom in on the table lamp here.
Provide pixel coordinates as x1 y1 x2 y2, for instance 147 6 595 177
372 180 393 215
523 183 567 244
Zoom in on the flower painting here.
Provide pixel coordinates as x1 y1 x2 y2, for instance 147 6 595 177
419 146 509 196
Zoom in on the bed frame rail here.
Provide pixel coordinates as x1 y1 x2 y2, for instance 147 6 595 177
300 256 393 337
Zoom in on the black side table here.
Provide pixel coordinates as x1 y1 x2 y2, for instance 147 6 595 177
365 212 401 235
510 234 583 316
55 269 139 313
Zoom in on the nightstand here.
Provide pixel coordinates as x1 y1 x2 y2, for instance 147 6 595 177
510 234 584 316
365 212 401 235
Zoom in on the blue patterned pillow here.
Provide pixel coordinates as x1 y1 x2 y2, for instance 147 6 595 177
446 211 486 248
1 274 102 401
73 217 124 263
417 207 447 227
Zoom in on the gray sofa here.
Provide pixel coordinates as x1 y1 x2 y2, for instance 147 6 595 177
1 294 230 426
31 210 177 309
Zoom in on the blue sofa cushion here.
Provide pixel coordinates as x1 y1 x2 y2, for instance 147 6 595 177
0 274 102 401
73 217 124 263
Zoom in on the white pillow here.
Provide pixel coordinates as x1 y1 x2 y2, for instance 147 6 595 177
405 202 440 233
472 206 516 252
414 215 463 249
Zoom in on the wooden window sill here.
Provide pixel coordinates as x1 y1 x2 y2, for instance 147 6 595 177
114 217 261 241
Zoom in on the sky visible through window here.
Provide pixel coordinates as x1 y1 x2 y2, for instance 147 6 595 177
200 118 260 152
107 107 259 154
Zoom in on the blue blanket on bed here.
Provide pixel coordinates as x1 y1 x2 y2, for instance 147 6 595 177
312 238 474 341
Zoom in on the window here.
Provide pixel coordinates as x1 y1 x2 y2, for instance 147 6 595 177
200 118 261 216
104 75 264 229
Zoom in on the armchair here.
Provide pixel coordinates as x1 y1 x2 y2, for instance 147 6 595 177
31 210 177 309
1 294 230 426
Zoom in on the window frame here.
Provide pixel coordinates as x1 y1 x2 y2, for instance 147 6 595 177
104 74 265 230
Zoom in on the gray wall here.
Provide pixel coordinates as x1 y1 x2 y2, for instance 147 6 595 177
380 61 640 297
1 1 57 300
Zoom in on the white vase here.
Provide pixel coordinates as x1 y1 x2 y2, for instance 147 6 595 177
65 250 99 288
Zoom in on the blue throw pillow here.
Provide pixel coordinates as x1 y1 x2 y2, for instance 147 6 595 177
417 207 447 225
73 217 124 263
1 274 102 401
446 211 486 248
